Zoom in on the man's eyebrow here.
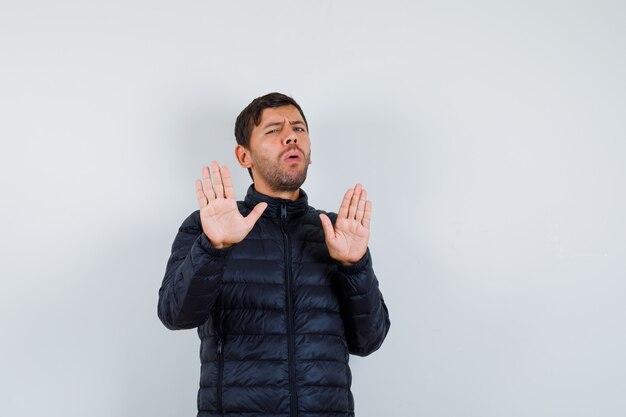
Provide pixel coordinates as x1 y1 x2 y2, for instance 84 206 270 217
261 120 306 129
261 120 284 129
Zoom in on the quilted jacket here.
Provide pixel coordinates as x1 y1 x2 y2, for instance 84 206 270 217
158 185 390 417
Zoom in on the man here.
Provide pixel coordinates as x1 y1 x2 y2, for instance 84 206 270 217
158 92 390 417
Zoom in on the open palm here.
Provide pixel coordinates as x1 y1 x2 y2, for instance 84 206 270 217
320 184 372 265
195 161 267 249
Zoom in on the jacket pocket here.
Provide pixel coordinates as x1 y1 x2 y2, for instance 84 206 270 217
216 337 224 414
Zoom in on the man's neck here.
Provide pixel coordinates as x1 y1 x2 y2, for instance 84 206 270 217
253 183 300 201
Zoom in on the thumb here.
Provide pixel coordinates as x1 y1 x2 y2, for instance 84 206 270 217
244 202 268 228
319 213 335 241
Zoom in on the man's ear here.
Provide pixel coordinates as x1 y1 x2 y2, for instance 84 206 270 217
235 145 252 168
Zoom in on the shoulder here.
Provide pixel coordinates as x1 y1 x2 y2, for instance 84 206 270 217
309 206 338 224
178 209 201 233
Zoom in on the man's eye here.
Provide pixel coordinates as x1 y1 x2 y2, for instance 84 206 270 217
294 127 305 132
267 129 279 134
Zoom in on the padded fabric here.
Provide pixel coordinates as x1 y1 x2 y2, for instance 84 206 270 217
158 186 390 417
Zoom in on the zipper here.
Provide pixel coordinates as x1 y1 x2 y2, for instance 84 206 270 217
217 336 224 414
281 202 298 417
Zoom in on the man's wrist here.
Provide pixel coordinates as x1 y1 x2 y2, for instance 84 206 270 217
198 234 234 256
211 241 233 250
336 250 370 272
204 234 233 250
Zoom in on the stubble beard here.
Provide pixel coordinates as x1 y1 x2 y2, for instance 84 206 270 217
252 149 311 193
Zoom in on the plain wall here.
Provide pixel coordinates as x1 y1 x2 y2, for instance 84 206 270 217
1 1 625 416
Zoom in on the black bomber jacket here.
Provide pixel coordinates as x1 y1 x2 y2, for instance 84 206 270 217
158 185 390 417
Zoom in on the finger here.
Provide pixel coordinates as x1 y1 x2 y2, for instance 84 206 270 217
195 179 208 208
221 164 235 199
362 200 372 229
337 188 354 219
319 213 335 241
355 189 367 222
244 202 268 229
202 166 216 201
347 183 362 219
211 161 225 199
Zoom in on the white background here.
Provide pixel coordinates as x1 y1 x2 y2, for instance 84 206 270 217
1 1 625 416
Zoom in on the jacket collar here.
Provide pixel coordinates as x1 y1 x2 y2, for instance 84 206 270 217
243 184 309 221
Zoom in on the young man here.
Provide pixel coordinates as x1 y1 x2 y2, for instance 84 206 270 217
158 92 390 417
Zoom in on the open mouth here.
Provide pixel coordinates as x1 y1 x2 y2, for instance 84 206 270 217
283 151 303 162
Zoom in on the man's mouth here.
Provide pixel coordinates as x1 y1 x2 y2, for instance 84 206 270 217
283 150 303 162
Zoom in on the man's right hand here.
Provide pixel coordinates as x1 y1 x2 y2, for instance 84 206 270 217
195 161 267 249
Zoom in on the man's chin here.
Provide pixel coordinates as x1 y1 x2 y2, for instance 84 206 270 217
253 164 309 193
272 173 307 192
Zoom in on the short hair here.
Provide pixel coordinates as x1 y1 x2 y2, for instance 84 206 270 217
234 92 309 180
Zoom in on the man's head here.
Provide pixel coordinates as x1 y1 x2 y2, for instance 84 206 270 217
234 92 312 197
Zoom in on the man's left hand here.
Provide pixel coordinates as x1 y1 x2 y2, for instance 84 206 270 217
320 183 372 266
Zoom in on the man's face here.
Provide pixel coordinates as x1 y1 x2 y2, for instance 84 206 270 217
240 105 312 193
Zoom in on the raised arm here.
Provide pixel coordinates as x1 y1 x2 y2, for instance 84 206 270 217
157 161 267 329
321 184 390 355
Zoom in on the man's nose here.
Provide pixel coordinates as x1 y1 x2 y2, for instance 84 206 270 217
282 126 298 146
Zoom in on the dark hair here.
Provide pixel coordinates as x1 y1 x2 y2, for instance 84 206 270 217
234 92 308 180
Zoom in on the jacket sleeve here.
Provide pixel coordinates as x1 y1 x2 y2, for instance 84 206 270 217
157 211 232 330
334 248 391 356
